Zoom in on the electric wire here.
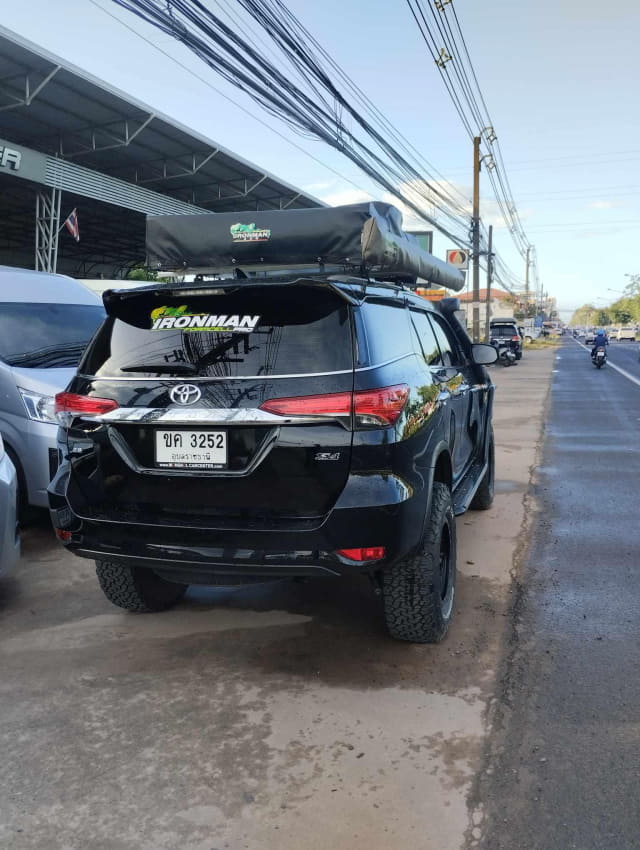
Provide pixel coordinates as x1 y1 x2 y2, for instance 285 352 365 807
406 0 536 288
111 0 472 246
89 0 377 202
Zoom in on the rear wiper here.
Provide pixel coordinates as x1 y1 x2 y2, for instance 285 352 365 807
120 362 198 375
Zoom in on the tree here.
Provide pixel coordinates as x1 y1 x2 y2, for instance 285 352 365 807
609 287 640 325
623 274 640 298
570 303 597 326
611 304 633 324
127 266 159 282
593 309 611 326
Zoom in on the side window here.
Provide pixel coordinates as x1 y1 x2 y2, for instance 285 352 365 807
409 309 442 366
361 302 413 364
428 314 464 367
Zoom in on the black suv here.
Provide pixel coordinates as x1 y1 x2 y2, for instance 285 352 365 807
489 318 523 361
49 279 496 643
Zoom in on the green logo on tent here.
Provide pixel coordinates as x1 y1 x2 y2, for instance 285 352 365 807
230 222 271 242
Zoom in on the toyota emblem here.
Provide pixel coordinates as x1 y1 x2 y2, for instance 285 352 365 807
170 384 202 405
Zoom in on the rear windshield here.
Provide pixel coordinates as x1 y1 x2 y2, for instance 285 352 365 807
0 303 105 368
82 287 353 378
490 325 518 338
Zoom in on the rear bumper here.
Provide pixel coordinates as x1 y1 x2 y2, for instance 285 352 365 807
49 471 426 580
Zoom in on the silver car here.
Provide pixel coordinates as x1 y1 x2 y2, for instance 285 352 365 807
0 432 19 576
0 266 104 509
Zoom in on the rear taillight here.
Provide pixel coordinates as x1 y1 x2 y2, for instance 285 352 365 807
353 385 409 426
512 335 520 342
54 392 118 422
259 384 409 428
336 547 386 562
259 392 352 417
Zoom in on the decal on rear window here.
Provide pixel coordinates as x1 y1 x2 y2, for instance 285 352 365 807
150 305 260 333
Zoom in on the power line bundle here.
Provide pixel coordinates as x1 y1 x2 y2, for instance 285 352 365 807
112 0 473 247
406 0 534 292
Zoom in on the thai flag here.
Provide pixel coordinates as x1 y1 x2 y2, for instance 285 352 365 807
64 208 80 242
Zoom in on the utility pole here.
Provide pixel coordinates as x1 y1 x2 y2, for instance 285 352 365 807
525 245 531 306
472 136 481 342
485 224 493 343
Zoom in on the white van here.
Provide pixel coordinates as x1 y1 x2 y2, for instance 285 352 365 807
0 266 104 509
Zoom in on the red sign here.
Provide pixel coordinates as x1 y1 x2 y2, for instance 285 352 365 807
446 249 469 269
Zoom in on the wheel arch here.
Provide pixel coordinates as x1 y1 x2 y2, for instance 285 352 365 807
3 440 26 495
432 447 453 492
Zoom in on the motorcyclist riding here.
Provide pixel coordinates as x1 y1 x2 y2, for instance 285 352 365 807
591 329 608 356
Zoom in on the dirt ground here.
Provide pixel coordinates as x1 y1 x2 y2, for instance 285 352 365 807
0 349 555 850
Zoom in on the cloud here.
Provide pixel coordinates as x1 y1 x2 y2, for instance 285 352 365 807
377 179 471 230
319 187 375 207
381 179 525 234
587 200 621 210
317 177 526 238
303 180 336 194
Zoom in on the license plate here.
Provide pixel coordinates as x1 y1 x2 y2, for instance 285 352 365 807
155 430 227 469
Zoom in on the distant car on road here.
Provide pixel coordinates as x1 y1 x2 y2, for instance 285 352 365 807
616 326 636 342
522 326 542 342
489 318 523 360
585 330 596 344
0 433 19 578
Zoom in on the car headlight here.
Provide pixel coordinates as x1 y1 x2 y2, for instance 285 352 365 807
18 388 57 424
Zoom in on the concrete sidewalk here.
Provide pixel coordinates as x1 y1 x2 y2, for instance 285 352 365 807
0 349 556 850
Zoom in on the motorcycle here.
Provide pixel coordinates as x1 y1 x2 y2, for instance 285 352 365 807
591 346 607 368
491 336 517 366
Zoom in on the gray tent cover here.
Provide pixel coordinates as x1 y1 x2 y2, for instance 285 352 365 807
146 202 465 291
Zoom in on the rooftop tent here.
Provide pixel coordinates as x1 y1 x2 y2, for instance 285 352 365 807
146 202 466 292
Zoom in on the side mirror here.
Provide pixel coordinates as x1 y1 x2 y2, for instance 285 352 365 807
471 343 498 365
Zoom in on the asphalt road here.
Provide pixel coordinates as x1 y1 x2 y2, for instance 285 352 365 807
479 337 640 849
604 338 640 381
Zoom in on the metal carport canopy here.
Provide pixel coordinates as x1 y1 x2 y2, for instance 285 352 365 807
0 25 325 277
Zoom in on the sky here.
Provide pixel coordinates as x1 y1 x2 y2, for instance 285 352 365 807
5 0 640 319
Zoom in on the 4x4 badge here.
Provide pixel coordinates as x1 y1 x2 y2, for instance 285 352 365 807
170 384 202 405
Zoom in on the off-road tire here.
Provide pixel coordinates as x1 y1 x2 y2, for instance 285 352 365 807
470 427 495 510
382 483 456 643
95 561 187 612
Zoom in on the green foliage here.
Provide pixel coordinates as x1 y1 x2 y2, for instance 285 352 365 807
570 303 599 326
514 302 538 321
623 274 640 298
609 276 640 324
126 266 159 281
611 305 633 324
569 278 640 327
